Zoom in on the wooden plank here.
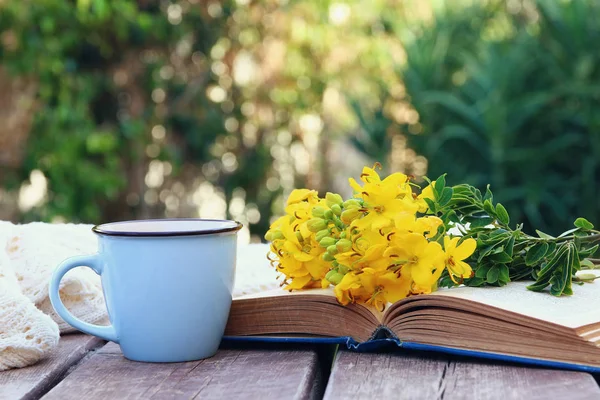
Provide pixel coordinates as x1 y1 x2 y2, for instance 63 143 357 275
439 360 600 400
0 334 104 400
324 351 600 400
324 351 447 399
42 342 321 400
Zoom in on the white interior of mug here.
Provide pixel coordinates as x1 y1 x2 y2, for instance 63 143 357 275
92 219 242 237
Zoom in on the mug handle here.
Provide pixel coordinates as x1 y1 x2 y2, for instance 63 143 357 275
49 254 119 343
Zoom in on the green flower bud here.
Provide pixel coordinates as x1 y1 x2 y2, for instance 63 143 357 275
337 265 349 274
316 229 330 242
577 272 598 281
319 237 337 248
340 231 347 239
322 252 336 262
325 270 337 282
265 230 283 241
341 208 362 224
343 199 362 208
307 218 327 232
325 270 344 285
326 192 344 207
324 210 334 220
336 239 353 253
327 245 338 255
311 206 326 218
331 204 342 216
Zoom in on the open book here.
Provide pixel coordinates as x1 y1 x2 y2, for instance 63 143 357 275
226 244 600 372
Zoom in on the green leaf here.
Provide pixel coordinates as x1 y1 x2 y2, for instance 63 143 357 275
536 230 555 239
438 275 455 288
525 242 549 266
495 203 510 225
470 216 494 228
557 227 580 238
475 264 492 279
574 217 594 230
579 244 599 258
527 280 549 292
498 264 510 282
483 184 493 202
465 277 485 287
434 174 446 195
580 258 596 269
477 244 501 262
491 245 506 255
489 228 509 238
438 187 453 206
550 247 572 296
504 235 515 257
483 199 495 215
443 210 460 224
424 198 437 213
490 252 512 263
536 245 568 283
486 266 499 284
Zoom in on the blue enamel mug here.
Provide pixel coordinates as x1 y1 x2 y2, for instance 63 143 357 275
49 219 242 362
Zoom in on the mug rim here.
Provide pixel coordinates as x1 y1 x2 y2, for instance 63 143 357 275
92 218 243 237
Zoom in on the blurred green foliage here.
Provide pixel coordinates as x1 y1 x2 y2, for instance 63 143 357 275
0 0 399 239
355 0 600 235
3 0 600 240
0 0 235 221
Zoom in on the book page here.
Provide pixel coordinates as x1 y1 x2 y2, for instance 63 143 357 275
431 274 600 329
233 243 281 298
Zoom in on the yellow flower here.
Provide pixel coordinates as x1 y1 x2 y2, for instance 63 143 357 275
394 213 443 238
443 236 476 283
334 226 390 270
354 243 390 272
359 268 413 309
287 189 319 205
385 233 445 290
334 268 413 311
353 228 390 253
348 167 419 231
266 205 330 291
334 272 363 305
265 166 483 308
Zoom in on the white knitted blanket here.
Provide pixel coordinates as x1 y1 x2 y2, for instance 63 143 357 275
0 221 278 371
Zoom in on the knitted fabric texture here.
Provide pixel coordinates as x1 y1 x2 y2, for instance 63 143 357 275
0 221 278 371
0 222 107 371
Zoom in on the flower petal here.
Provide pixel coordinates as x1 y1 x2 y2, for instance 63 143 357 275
454 238 477 261
285 274 312 290
444 236 459 252
287 189 315 205
349 178 363 194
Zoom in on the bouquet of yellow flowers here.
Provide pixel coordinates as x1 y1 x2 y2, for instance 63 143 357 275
265 164 600 310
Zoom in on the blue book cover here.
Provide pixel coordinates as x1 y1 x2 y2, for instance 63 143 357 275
222 332 600 374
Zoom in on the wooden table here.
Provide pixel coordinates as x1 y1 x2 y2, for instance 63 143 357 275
2 334 600 400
